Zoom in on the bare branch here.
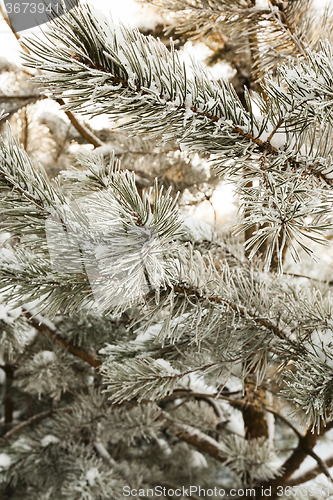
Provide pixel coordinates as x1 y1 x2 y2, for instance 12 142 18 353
0 9 103 149
0 407 72 444
23 310 101 369
56 98 103 148
163 415 226 463
288 455 333 486
260 422 328 497
0 94 44 101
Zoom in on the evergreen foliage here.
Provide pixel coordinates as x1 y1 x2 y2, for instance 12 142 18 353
1 1 333 499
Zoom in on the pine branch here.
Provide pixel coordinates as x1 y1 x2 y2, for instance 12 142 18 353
20 6 333 188
0 407 72 444
0 154 184 314
17 5 333 269
23 310 102 369
172 285 291 344
162 390 301 442
22 14 267 154
56 98 103 148
102 354 220 404
139 0 318 77
16 11 269 149
259 422 329 496
183 390 333 480
0 10 104 149
138 0 271 40
163 415 226 463
164 407 282 484
287 455 333 486
0 128 66 213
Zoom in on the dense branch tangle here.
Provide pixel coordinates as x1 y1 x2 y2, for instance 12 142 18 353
0 145 330 451
19 7 314 160
139 0 330 76
1 2 332 404
1 3 333 498
3 309 331 494
20 4 333 272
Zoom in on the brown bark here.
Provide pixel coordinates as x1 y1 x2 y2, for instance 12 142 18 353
164 419 226 463
288 454 333 486
24 310 101 369
3 364 14 426
56 98 103 148
0 407 72 444
258 423 327 499
242 383 268 439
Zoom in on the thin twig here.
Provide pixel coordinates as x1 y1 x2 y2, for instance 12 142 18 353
56 98 103 148
305 448 333 482
22 107 29 151
266 407 302 440
23 309 101 369
0 407 72 444
287 455 333 486
283 271 333 286
0 94 44 101
0 9 104 149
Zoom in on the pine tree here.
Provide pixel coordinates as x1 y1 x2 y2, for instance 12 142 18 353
1 2 333 499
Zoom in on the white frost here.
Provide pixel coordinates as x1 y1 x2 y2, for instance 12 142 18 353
182 217 213 242
155 358 178 374
190 450 208 469
41 435 60 447
86 467 100 486
0 453 11 469
33 350 57 364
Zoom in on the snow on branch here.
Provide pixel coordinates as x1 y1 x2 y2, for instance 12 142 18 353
20 5 333 209
21 4 263 159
